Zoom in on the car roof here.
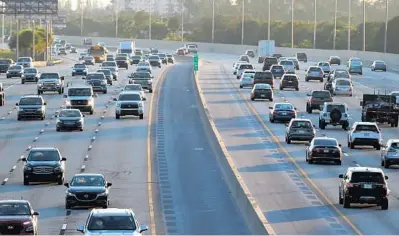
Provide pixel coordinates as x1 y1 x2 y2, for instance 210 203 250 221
353 122 378 126
0 200 30 204
318 61 329 64
274 102 293 106
308 66 321 69
90 208 134 217
347 167 383 174
374 60 385 63
21 95 43 99
313 137 337 141
291 118 311 122
60 108 81 113
68 86 92 89
30 147 58 151
73 173 104 178
120 91 142 95
387 139 399 143
324 102 346 106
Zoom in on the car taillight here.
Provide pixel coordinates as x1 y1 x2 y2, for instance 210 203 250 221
345 183 354 188
148 80 152 84
310 97 314 103
329 98 333 102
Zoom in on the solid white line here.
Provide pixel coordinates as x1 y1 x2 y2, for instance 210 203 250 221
81 165 85 170
194 148 203 151
12 165 16 170
3 178 8 183
344 153 349 156
61 223 67 230
91 136 96 141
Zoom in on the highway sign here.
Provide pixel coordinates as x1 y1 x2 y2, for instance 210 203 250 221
193 54 198 71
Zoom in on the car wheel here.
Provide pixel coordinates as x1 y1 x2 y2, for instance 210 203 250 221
384 160 390 169
319 120 326 130
251 97 255 101
239 85 243 88
37 90 41 94
90 109 94 115
21 80 25 84
343 196 351 208
320 79 323 82
339 190 343 204
116 114 120 119
336 160 342 165
381 199 388 210
139 114 144 119
80 128 84 131
23 179 29 185
149 89 153 93
376 144 381 150
41 115 45 120
57 177 64 185
295 87 299 91
286 138 291 144
350 142 355 149
104 90 107 94
56 127 60 132
308 158 313 164
269 98 273 102
279 87 283 90
270 118 274 123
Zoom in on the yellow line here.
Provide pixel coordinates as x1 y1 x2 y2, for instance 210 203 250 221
223 66 363 235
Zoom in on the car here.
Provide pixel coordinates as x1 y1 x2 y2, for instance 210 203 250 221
22 67 40 84
64 86 96 115
16 57 33 68
84 73 107 94
0 83 4 106
97 69 113 85
58 47 67 55
56 109 85 132
157 53 168 65
245 50 255 58
106 55 114 61
332 78 353 96
269 103 296 123
37 72 65 94
134 49 143 56
148 55 162 68
232 61 246 75
338 167 389 209
72 64 88 76
253 71 274 88
272 53 283 59
285 118 315 144
22 147 66 185
76 208 148 235
279 74 299 91
239 73 254 89
328 56 341 65
262 57 278 71
127 72 153 93
114 92 145 119
70 47 77 53
6 65 23 78
327 69 351 81
83 56 95 65
287 57 300 70
250 83 273 101
371 60 387 72
270 65 284 79
115 56 129 69
0 58 14 73
65 43 72 50
186 45 198 53
166 54 174 64
83 38 92 45
347 57 363 75
296 52 307 62
79 53 87 60
176 48 186 55
305 66 324 82
64 173 111 209
319 102 349 130
0 200 39 235
130 55 142 65
239 55 250 63
317 61 331 75
101 61 119 79
348 122 382 150
136 62 152 74
150 48 159 54
306 90 333 113
123 84 146 100
236 63 254 79
380 139 399 168
279 60 295 74
16 95 46 120
305 137 342 165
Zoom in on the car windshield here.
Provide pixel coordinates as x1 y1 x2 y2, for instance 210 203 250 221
75 64 86 68
59 110 81 117
118 93 141 101
24 68 37 73
309 67 321 72
27 150 60 161
17 58 31 62
355 124 378 132
19 97 42 105
124 85 141 91
389 143 399 150
132 73 150 78
280 61 293 65
335 72 349 78
255 84 271 89
158 54 166 57
351 172 384 184
115 56 127 60
271 66 283 70
131 56 141 60
68 88 92 96
275 104 293 110
313 139 337 146
312 91 331 98
326 105 345 112
87 74 104 80
291 121 312 128
149 56 159 60
240 56 248 60
319 63 329 66
351 61 362 66
0 203 30 215
87 215 137 231
84 57 93 60
9 66 21 70
40 73 58 79
167 55 172 58
98 70 111 76
70 175 105 187
336 80 351 86
240 65 253 70
102 62 116 67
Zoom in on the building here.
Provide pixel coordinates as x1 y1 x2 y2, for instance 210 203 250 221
116 0 181 16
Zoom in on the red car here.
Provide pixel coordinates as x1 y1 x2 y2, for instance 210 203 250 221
0 200 39 235
176 48 186 55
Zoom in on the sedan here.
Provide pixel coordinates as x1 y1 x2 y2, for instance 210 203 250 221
83 56 95 65
56 109 85 132
317 61 331 75
371 60 387 72
269 103 296 123
251 83 273 101
332 78 353 96
306 137 342 165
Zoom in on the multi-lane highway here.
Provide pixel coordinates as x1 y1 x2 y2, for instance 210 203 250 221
0 50 251 235
196 52 399 234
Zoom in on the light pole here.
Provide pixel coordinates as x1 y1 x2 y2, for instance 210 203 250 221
347 0 351 50
313 0 316 49
267 0 271 40
149 0 152 40
211 0 215 43
80 0 84 37
291 0 294 48
32 20 35 60
362 0 366 51
333 0 337 50
1 14 4 49
383 0 388 53
181 0 184 41
45 21 49 62
16 19 19 58
241 0 245 45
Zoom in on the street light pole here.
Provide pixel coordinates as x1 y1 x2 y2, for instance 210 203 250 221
383 0 388 53
80 0 84 37
181 0 184 41
267 0 271 40
241 0 245 45
1 14 4 50
291 0 294 48
32 20 35 60
348 0 351 50
333 0 337 50
362 0 366 51
313 0 316 49
16 19 19 58
46 21 48 62
149 0 152 40
211 0 215 43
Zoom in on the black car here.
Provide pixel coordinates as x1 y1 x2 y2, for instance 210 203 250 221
56 109 85 132
280 74 299 91
250 83 273 101
0 58 13 73
269 103 296 123
158 53 168 64
262 57 278 71
296 52 307 62
115 56 129 69
306 137 342 165
329 56 341 65
97 69 113 85
6 65 23 78
339 167 389 210
64 173 111 209
130 56 142 65
22 147 66 185
86 79 107 94
285 118 315 144
270 65 284 79
166 54 174 64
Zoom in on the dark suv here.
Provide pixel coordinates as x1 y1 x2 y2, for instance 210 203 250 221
339 167 389 210
296 52 307 62
262 57 278 71
0 200 39 235
16 95 46 120
280 74 299 91
285 118 315 144
306 90 333 113
115 56 129 69
22 147 67 185
253 71 274 88
0 58 13 73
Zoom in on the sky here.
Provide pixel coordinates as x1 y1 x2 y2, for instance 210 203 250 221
70 0 109 10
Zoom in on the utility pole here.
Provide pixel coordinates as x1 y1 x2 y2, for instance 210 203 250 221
115 0 118 38
348 0 351 50
211 0 215 43
1 14 4 50
149 0 152 40
362 0 366 51
267 0 271 40
383 0 388 53
80 0 84 37
291 0 294 48
16 19 19 58
241 0 245 45
181 0 184 41
45 21 49 62
333 0 337 50
313 0 316 49
32 20 35 60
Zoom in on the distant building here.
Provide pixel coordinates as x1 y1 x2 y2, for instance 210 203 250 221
115 0 181 16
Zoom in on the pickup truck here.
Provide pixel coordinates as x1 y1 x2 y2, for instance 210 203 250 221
37 73 65 94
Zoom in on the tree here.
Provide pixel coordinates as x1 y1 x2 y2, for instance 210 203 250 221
167 16 180 32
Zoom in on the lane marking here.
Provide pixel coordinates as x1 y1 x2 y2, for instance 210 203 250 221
33 137 38 142
91 136 96 142
11 165 16 172
61 224 67 230
2 178 8 184
88 145 92 150
84 155 89 160
194 148 203 151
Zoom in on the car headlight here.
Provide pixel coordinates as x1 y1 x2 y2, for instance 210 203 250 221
38 83 43 86
54 167 62 172
116 103 121 108
25 225 34 232
66 191 75 196
101 82 106 85
24 166 32 171
88 99 93 104
138 103 143 108
23 221 32 226
97 192 108 196
65 100 71 106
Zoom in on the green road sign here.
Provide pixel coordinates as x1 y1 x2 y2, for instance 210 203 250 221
193 55 198 71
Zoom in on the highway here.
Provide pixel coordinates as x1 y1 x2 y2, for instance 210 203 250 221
0 50 250 235
196 52 399 234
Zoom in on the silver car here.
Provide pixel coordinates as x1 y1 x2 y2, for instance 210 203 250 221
279 60 295 74
332 78 353 96
381 139 399 168
239 71 255 88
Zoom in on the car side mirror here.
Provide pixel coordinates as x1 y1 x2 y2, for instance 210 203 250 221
82 114 86 117
304 69 307 72
15 103 19 106
64 183 69 188
360 101 363 106
385 175 389 180
63 94 67 98
21 157 27 162
139 225 149 233
60 76 65 80
106 182 112 187
82 77 86 80
76 225 84 233
113 98 117 101
339 144 342 147
151 76 154 78
339 174 344 178
44 102 47 105
294 108 297 110
312 125 316 128
61 157 67 161
306 93 310 96
32 211 39 216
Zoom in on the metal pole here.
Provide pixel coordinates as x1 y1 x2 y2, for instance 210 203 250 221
32 20 35 60
181 0 184 41
46 21 48 62
80 0 84 37
49 20 52 62
313 0 316 49
383 0 388 53
362 0 366 51
115 10 118 38
149 0 152 40
291 0 294 48
348 0 351 50
241 0 244 45
267 0 271 40
16 19 19 59
211 0 215 43
1 14 4 50
333 0 337 49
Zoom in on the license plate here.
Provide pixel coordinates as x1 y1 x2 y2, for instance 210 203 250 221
260 94 265 97
363 184 372 189
364 133 369 137
298 130 305 134
275 69 281 72
282 112 287 115
65 121 75 124
323 150 329 153
288 81 292 83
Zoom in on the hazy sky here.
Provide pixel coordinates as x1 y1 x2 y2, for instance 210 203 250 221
71 0 109 10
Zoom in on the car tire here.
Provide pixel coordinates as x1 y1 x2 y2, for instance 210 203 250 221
350 142 355 149
319 120 326 130
343 196 351 208
320 79 323 82
279 87 283 90
23 179 29 185
305 78 309 82
41 115 45 120
58 89 62 94
239 85 243 88
308 158 313 164
384 160 390 169
57 177 64 185
251 97 255 101
269 98 273 102
270 118 274 123
116 114 120 119
72 73 75 76
21 80 25 84
90 109 94 115
149 89 153 93
339 191 343 204
381 199 389 210
56 128 60 132
336 160 342 165
295 87 299 91
139 114 144 120
104 90 107 94
17 115 21 121
376 144 381 150
80 128 84 131
65 203 71 209
286 138 291 144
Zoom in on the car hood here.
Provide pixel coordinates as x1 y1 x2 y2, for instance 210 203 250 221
67 96 92 100
39 79 59 83
0 215 32 222
26 161 60 167
85 230 140 235
68 186 105 194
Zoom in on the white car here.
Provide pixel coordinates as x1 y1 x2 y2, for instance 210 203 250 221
236 63 254 79
114 91 144 119
239 73 254 88
317 61 331 75
332 78 353 96
348 122 382 150
123 84 146 100
279 60 295 74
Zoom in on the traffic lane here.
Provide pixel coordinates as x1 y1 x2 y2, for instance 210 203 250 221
221 62 399 234
196 61 342 234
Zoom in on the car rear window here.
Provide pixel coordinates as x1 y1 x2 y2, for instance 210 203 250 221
283 75 297 81
291 121 312 128
275 104 293 110
351 172 384 184
309 67 321 72
312 91 331 98
254 72 273 80
280 61 293 66
326 104 345 112
115 56 127 60
336 80 351 86
297 53 306 58
355 124 378 132
254 84 271 89
264 57 278 64
271 65 283 70
313 139 337 146
239 64 253 70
